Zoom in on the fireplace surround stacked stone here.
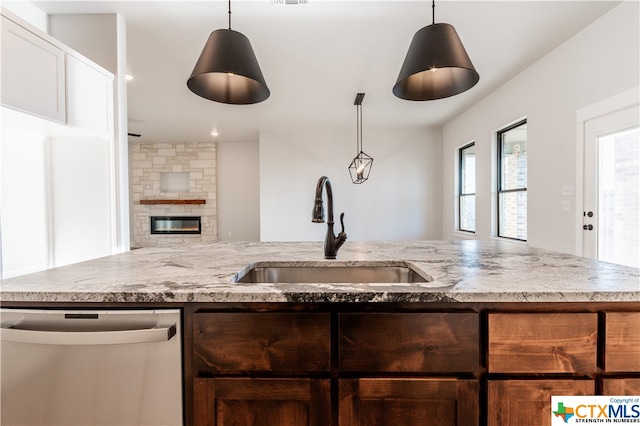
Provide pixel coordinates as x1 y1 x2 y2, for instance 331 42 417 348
130 142 217 247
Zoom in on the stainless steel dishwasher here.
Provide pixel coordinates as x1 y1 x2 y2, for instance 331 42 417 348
0 308 182 425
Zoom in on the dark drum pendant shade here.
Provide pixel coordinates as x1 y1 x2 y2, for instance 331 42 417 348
393 22 479 101
187 28 269 104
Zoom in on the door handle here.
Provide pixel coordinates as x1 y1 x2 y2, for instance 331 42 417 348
583 224 594 231
0 323 177 345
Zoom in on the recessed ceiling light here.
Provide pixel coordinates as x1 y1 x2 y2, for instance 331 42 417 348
125 74 134 81
211 130 219 137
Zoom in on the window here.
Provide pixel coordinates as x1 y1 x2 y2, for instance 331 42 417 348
497 120 527 241
458 142 476 233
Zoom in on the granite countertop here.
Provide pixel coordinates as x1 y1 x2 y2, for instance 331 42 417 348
0 240 638 304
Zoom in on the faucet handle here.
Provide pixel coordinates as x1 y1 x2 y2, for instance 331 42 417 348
338 212 347 238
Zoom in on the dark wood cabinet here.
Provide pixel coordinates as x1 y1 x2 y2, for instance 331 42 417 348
194 378 330 426
186 304 639 426
339 313 479 373
604 311 640 372
193 312 331 373
486 311 640 425
190 309 480 426
340 378 479 426
487 379 594 426
488 313 598 374
191 312 332 425
338 313 479 426
602 378 640 395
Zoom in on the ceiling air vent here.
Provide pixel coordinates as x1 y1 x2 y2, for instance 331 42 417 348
272 0 308 5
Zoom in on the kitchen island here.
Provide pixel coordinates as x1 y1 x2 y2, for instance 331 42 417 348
2 240 639 426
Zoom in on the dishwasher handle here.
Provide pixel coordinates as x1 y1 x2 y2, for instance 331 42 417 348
0 324 177 346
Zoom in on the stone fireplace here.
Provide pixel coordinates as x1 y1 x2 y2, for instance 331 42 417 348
130 142 217 247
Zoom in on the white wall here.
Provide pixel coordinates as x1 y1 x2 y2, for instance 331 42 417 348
260 126 442 242
217 142 261 241
49 14 118 73
442 1 640 254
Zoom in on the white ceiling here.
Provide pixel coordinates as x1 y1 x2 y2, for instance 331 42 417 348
32 0 620 144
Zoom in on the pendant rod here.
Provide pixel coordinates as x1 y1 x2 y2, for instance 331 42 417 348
359 104 363 153
432 0 435 25
354 93 365 154
228 0 232 29
356 104 360 153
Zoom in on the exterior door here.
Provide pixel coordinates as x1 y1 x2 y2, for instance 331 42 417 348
583 104 639 267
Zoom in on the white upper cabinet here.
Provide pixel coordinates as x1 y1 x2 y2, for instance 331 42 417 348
1 11 114 137
1 15 66 123
66 55 113 137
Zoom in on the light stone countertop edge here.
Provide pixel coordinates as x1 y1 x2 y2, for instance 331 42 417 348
1 240 639 304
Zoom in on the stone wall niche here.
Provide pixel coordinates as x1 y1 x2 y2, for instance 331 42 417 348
131 142 217 247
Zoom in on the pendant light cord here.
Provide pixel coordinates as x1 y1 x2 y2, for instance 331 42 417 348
228 0 232 30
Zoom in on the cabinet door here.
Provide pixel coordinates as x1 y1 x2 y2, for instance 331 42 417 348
488 313 597 374
340 313 479 373
604 312 640 372
340 378 479 426
602 378 640 395
66 55 113 136
487 380 594 426
193 313 331 373
1 16 65 122
194 378 330 426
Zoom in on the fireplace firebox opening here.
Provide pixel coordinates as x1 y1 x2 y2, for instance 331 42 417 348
150 216 201 234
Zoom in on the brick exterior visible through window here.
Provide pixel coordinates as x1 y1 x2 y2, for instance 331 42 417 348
497 120 527 241
458 142 476 233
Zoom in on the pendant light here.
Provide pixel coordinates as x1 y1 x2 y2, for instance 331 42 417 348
348 93 373 184
393 0 479 101
187 0 270 105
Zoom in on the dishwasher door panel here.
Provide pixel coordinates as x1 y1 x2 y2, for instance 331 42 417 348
0 309 182 426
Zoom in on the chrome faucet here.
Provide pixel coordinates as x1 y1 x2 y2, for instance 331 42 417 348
312 176 347 259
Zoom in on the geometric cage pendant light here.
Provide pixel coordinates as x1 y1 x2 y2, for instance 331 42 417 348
348 93 373 184
393 0 479 101
187 0 270 105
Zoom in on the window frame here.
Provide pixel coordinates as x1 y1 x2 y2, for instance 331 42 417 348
458 142 476 233
497 119 527 241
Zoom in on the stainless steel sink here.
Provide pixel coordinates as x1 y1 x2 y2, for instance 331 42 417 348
234 263 430 284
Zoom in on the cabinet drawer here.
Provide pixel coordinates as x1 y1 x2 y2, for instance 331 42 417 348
488 380 594 426
602 378 640 395
340 378 479 426
339 313 479 373
604 312 640 372
193 313 330 373
194 378 330 426
488 313 597 373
